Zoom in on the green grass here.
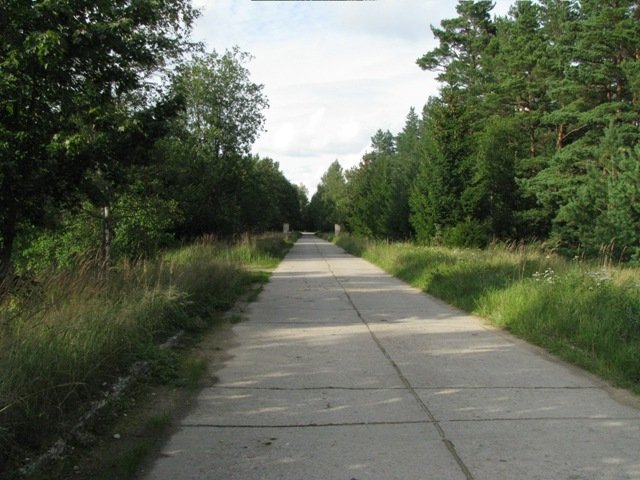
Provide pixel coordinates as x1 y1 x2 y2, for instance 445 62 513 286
0 233 295 476
334 234 640 393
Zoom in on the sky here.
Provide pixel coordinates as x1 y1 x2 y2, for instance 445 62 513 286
191 0 513 196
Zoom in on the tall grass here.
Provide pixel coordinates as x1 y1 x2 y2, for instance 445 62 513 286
334 234 640 392
0 233 294 474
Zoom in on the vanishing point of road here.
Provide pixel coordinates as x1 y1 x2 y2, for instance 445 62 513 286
144 234 640 480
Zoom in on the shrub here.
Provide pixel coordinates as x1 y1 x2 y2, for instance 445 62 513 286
442 218 489 248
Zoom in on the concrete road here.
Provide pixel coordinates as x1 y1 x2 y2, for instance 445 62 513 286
144 234 640 480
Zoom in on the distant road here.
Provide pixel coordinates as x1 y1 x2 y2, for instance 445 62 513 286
143 234 640 480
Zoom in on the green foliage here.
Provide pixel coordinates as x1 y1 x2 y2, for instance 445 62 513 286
7 43 303 269
2 12 299 276
14 190 182 273
238 157 305 232
14 205 101 272
307 161 348 232
0 0 197 277
553 127 640 259
417 0 497 92
112 193 180 259
409 96 474 242
390 108 423 238
154 49 301 239
346 131 396 237
171 48 268 161
606 143 640 262
442 218 489 248
462 115 524 238
340 0 639 261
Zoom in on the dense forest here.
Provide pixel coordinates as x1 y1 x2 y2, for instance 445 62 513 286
309 0 640 261
0 0 307 282
2 0 640 282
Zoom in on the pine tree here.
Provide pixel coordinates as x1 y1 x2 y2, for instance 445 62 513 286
347 130 396 237
307 161 348 232
409 97 473 242
412 1 498 244
532 1 640 253
390 108 423 239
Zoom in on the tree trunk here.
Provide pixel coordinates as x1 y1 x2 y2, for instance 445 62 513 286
0 216 17 294
529 127 537 158
556 124 565 150
101 205 111 270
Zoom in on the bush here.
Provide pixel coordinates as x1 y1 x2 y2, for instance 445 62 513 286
14 205 101 273
442 218 489 248
14 193 182 275
112 193 181 259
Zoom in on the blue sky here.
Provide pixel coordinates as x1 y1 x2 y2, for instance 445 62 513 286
191 0 513 195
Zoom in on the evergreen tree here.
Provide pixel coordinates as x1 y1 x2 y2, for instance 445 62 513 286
347 130 397 237
553 125 640 258
390 108 423 239
461 115 523 239
409 97 473 242
412 1 498 244
417 0 497 95
532 0 640 252
307 161 348 232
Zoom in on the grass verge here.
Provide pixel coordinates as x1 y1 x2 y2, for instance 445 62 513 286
0 232 296 477
332 234 640 393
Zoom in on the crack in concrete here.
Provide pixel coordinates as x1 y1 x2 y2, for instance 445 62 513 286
315 238 476 480
211 386 406 391
180 420 434 429
445 416 640 422
413 386 600 390
213 385 601 391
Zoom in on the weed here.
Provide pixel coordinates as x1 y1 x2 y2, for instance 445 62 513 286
177 357 209 390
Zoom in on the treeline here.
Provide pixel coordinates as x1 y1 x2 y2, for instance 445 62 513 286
309 0 640 261
1 1 306 278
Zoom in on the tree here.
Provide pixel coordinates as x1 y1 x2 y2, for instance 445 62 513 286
307 161 348 232
347 130 397 237
389 108 422 239
0 0 197 279
553 126 640 258
237 156 303 232
409 97 474 242
160 48 269 237
412 1 497 244
417 0 497 94
530 0 640 251
461 115 523 238
171 48 269 161
295 184 310 229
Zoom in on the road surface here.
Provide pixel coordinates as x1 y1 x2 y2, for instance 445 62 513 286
143 234 640 480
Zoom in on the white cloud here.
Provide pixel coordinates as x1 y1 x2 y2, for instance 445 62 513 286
339 120 360 143
191 0 514 194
